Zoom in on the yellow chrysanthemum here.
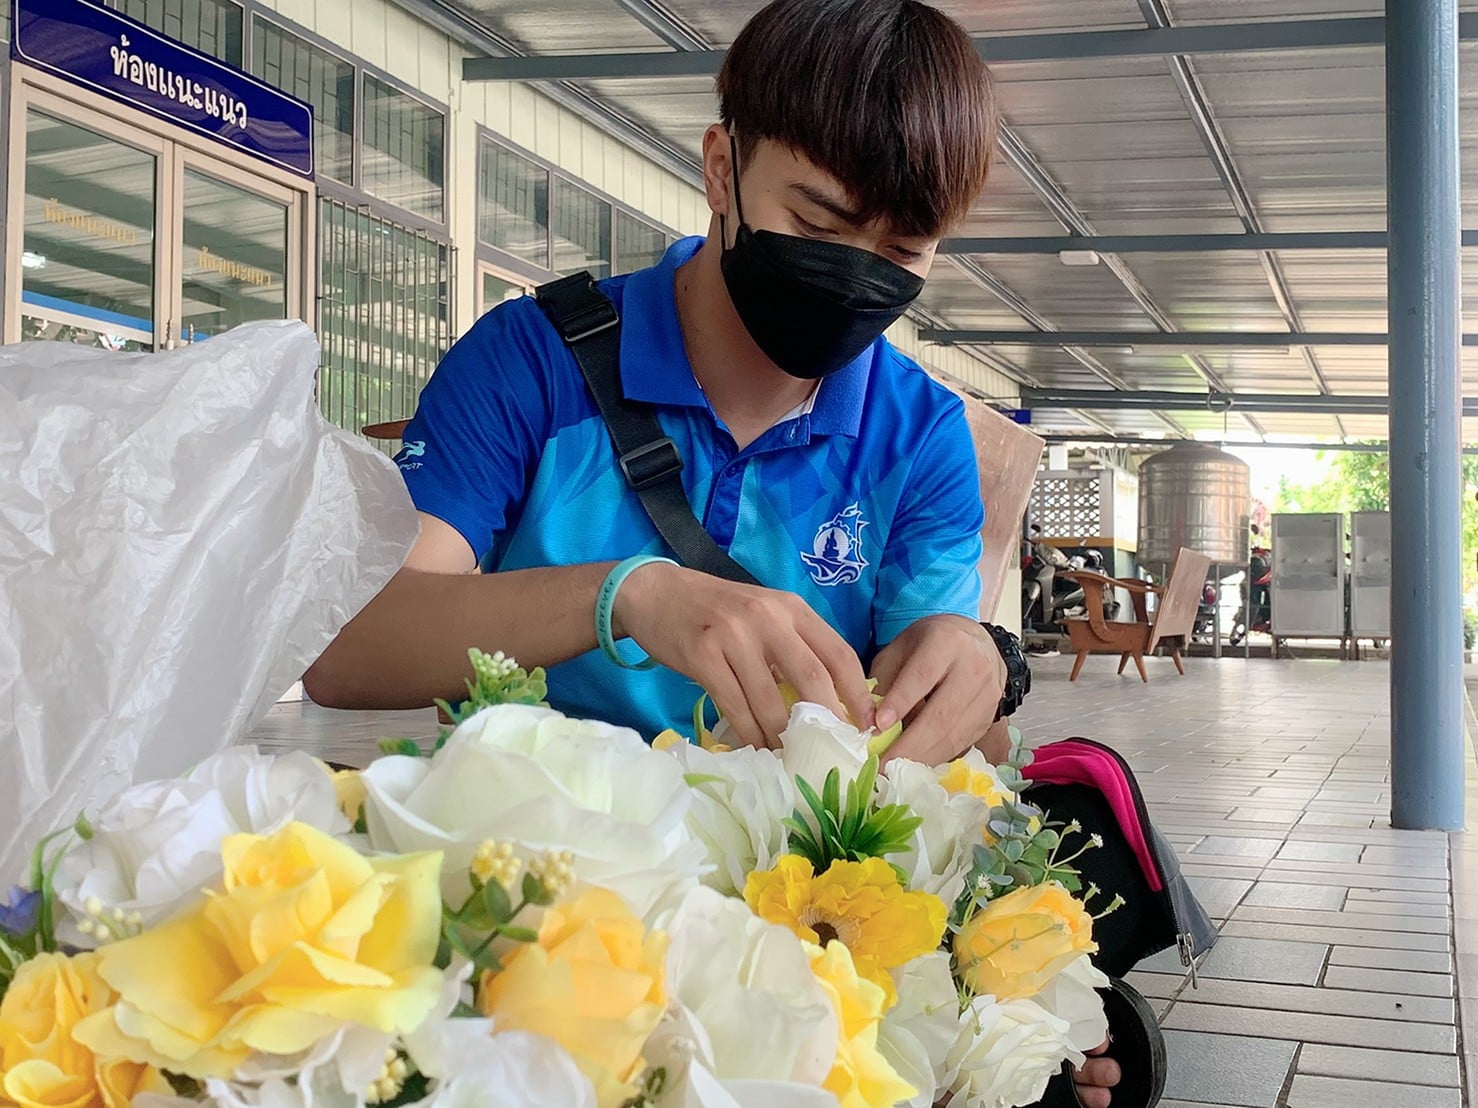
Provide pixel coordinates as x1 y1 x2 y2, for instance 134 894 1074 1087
744 856 946 1006
807 941 916 1108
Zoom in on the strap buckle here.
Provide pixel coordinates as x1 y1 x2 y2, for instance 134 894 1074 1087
619 437 684 491
538 272 619 343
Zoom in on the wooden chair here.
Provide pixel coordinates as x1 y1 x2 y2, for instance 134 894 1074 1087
363 419 410 442
1060 547 1212 683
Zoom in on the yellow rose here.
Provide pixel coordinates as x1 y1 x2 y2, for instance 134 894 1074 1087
938 758 1011 810
72 822 444 1080
952 882 1097 1002
479 888 666 1108
0 952 168 1108
807 941 915 1108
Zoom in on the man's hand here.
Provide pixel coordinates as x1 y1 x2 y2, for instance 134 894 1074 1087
1073 1039 1120 1108
869 615 1007 766
613 562 875 750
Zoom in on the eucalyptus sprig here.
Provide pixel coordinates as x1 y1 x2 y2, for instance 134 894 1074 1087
784 756 922 880
438 864 558 976
377 650 549 760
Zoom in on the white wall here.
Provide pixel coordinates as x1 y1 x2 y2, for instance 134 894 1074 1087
257 0 1019 403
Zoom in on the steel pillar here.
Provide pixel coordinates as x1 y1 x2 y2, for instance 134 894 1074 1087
1387 0 1466 829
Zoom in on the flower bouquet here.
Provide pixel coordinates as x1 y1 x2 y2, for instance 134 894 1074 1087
0 651 1116 1108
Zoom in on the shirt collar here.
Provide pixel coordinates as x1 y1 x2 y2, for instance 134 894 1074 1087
617 235 876 438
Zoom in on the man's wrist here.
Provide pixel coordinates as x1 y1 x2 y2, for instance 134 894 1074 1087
981 623 1031 721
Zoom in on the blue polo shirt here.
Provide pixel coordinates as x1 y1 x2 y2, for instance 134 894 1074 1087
397 237 984 737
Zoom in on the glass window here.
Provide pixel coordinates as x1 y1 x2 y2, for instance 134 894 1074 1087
109 0 244 67
21 112 156 351
181 170 289 341
615 211 667 274
479 269 530 316
551 177 611 279
362 76 445 223
1 6 10 42
251 18 354 184
478 139 549 269
318 197 451 442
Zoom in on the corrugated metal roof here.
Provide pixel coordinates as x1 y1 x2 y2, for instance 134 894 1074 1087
439 0 1478 443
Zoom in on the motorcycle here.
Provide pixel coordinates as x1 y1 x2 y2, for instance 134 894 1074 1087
1022 539 1119 633
1229 540 1272 646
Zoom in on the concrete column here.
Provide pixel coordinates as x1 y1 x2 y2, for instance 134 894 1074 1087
1387 0 1466 829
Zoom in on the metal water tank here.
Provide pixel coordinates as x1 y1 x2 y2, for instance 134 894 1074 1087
1137 443 1251 567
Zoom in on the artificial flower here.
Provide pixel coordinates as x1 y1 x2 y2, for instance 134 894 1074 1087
807 942 915 1108
360 705 703 920
777 703 870 790
942 995 1077 1108
53 747 347 948
405 1027 597 1108
938 750 1014 810
743 856 946 1005
478 888 667 1108
875 952 961 1108
643 887 837 1107
876 759 991 907
1030 953 1110 1055
664 743 796 898
72 822 443 1080
0 951 170 1108
952 882 1097 1002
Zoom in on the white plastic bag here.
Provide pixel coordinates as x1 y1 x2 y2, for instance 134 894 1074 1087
0 321 418 879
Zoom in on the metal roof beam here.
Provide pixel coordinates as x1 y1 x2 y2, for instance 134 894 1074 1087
1021 386 1478 417
462 14 1478 81
922 328 1477 348
1038 433 1478 455
941 230 1408 254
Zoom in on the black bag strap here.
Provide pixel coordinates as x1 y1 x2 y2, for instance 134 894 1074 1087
535 272 761 586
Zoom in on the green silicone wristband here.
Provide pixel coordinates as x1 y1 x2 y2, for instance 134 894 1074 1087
595 555 677 669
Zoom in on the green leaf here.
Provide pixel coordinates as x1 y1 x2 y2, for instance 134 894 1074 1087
378 737 422 758
479 878 513 924
683 772 725 788
822 769 842 822
498 924 539 942
522 871 554 907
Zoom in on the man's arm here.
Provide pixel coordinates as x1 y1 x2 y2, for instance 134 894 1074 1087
303 515 876 743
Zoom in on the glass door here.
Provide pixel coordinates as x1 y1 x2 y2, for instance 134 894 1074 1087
174 156 300 345
478 263 534 317
18 109 162 350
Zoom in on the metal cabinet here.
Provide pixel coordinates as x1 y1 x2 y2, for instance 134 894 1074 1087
1349 511 1392 640
1271 513 1346 638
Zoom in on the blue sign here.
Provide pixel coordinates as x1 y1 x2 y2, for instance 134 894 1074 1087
1002 408 1033 426
12 0 314 180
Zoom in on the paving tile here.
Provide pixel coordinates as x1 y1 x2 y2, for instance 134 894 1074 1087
1329 945 1453 974
1275 840 1363 863
1230 904 1451 935
1123 970 1183 1000
1322 965 1454 998
1169 977 1453 1024
1295 1042 1461 1086
1285 1074 1461 1108
1240 883 1347 910
1162 1002 1455 1052
1346 886 1452 906
1297 811 1376 829
1333 896 1449 919
1189 836 1281 861
1160 1030 1296 1108
1194 936 1329 986
1220 919 1450 952
1186 875 1253 916
1226 807 1302 824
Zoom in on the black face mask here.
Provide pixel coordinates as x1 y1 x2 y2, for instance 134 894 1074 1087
719 140 925 380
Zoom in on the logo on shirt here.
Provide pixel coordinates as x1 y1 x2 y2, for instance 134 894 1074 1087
802 504 869 587
396 440 426 471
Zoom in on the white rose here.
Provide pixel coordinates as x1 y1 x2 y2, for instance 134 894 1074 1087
1031 953 1110 1055
645 887 838 1108
878 759 991 907
878 952 962 1108
360 704 704 920
408 1027 597 1108
778 702 869 789
944 995 1077 1108
665 743 796 897
53 747 346 947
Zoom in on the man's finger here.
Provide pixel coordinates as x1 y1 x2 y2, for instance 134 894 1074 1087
1075 1056 1120 1087
885 665 986 766
702 665 765 751
874 648 947 735
796 619 874 728
728 646 791 747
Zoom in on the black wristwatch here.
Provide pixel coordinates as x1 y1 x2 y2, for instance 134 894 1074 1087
982 623 1032 721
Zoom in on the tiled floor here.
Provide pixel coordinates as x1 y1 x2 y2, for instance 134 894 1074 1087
248 654 1478 1107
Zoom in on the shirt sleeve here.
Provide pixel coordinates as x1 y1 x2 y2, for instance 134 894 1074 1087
394 298 556 566
872 395 985 645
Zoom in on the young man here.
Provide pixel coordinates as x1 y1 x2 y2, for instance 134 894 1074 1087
308 3 1121 1100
